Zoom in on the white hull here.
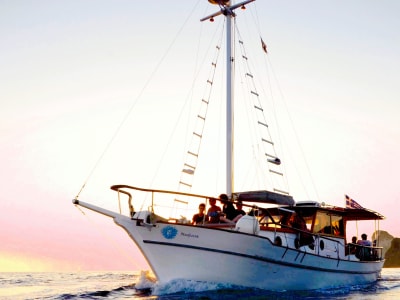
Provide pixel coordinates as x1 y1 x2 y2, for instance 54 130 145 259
78 200 383 291
121 216 382 290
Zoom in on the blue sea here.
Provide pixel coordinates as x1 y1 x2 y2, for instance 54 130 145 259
1 268 400 299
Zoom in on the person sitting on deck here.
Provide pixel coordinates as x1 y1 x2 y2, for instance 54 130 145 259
356 233 372 260
207 198 222 223
357 233 372 246
347 236 359 255
220 194 235 218
219 194 243 223
192 203 207 225
289 212 307 231
289 212 314 248
235 201 246 217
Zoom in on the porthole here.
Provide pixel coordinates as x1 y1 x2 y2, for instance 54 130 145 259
320 240 325 250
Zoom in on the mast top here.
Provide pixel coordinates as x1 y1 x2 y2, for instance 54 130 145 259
201 0 255 22
208 0 230 5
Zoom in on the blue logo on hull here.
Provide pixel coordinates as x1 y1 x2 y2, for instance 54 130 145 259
161 225 178 239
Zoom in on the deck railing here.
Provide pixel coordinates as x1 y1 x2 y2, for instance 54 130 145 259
346 243 383 261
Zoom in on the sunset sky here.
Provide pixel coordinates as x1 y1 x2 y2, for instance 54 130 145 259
1 0 399 272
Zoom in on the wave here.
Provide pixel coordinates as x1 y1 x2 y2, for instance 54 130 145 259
2 269 400 299
134 268 400 299
56 284 137 299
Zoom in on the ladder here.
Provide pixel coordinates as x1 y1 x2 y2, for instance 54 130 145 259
238 38 289 195
171 44 222 218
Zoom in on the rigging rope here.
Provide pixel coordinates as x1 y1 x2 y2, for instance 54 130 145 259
234 19 288 195
75 1 203 200
240 2 320 200
177 23 225 194
138 6 227 213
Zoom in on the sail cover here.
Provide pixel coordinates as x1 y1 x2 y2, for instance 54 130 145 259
235 190 295 206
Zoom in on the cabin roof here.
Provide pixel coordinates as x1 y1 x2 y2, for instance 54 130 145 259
234 190 384 220
234 190 295 206
332 207 385 221
255 202 384 221
292 205 385 221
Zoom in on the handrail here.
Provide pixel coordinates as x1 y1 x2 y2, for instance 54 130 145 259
111 184 259 209
346 243 383 261
111 184 214 201
110 184 215 221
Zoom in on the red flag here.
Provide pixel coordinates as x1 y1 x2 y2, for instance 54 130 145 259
260 38 267 54
345 195 363 209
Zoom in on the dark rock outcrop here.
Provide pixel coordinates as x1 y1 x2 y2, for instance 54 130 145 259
372 230 393 259
384 238 400 268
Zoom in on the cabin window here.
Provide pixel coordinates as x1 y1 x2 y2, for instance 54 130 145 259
313 212 330 233
331 215 344 236
303 215 313 231
313 212 344 236
259 214 281 227
294 209 314 231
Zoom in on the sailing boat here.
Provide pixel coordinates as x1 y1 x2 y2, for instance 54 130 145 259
73 0 385 291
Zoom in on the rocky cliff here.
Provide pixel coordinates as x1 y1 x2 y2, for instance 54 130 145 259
372 230 393 259
384 238 400 268
370 230 400 267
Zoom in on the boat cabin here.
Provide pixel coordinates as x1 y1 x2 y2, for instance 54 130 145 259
232 190 384 260
258 203 347 238
235 190 383 239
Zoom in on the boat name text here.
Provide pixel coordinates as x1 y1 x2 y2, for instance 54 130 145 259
181 232 199 238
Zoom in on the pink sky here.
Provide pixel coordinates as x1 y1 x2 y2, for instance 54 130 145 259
1 1 399 272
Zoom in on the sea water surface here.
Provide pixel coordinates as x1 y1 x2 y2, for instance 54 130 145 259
1 268 400 299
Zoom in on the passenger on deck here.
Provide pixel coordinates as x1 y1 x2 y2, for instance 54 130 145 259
357 233 372 246
219 194 243 223
289 212 307 231
207 198 222 223
235 201 246 216
290 212 313 247
192 203 207 225
347 236 358 255
356 233 372 260
280 214 291 227
220 194 236 218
